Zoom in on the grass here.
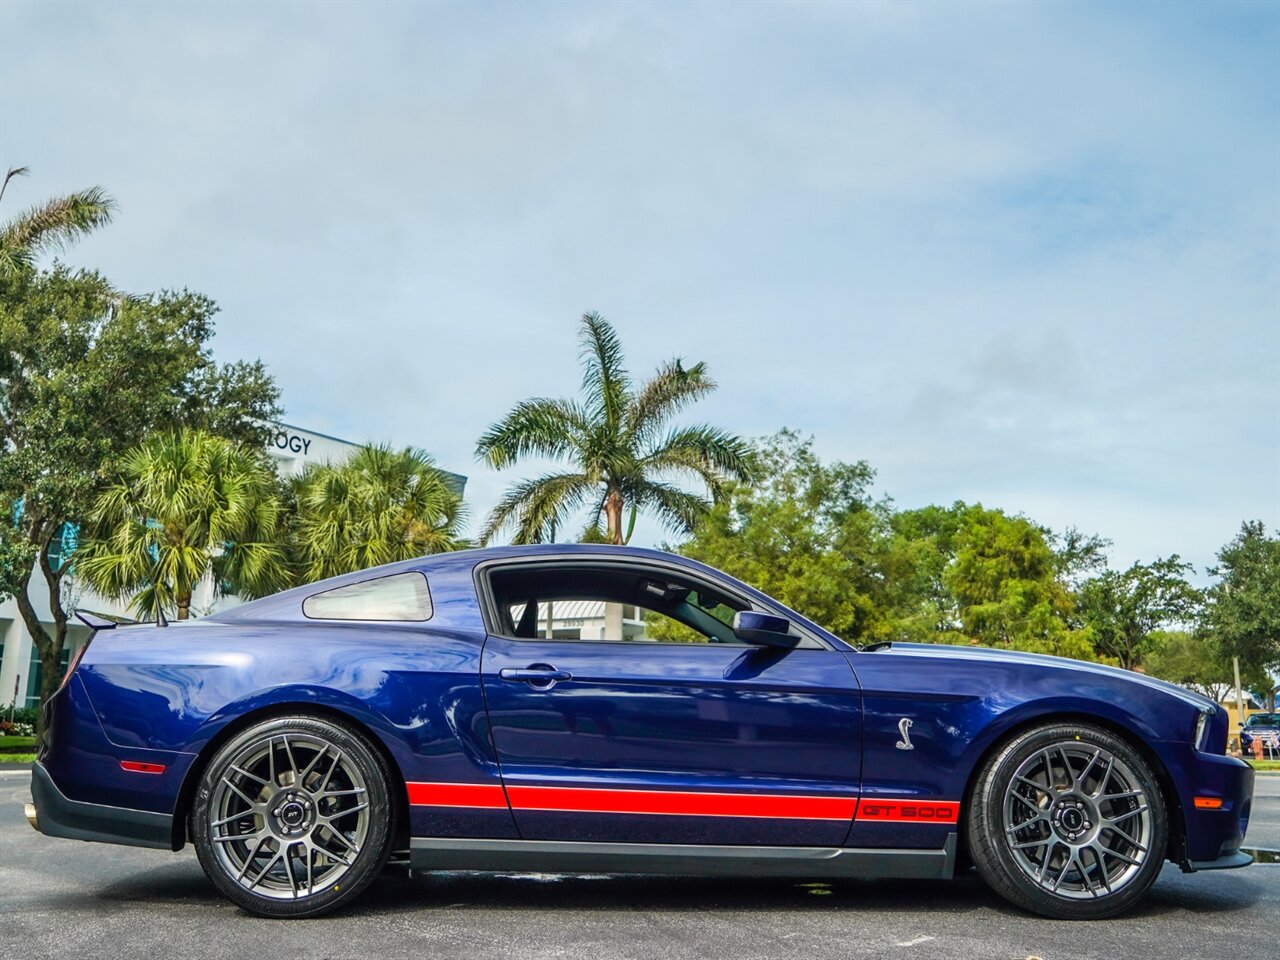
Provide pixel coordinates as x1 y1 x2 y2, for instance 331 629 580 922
0 753 34 764
1246 759 1280 772
0 735 36 750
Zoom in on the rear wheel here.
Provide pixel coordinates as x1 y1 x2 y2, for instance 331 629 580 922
966 722 1167 919
192 715 393 918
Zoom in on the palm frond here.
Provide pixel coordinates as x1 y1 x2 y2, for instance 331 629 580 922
579 312 630 430
642 424 757 496
632 482 712 536
479 472 595 545
74 429 285 617
626 359 714 443
0 186 115 272
475 397 592 469
480 311 751 549
0 166 30 205
290 444 466 582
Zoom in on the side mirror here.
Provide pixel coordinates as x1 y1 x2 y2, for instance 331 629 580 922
732 610 798 648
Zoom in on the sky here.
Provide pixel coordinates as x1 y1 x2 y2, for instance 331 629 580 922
1 0 1277 579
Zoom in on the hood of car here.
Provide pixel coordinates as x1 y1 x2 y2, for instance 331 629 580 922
868 641 1217 712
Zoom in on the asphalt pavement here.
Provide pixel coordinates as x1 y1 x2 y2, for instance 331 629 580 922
0 770 1275 960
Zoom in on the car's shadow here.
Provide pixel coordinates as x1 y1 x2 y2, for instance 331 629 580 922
83 862 1265 922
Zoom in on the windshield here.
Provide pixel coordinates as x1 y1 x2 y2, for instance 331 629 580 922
1245 713 1280 727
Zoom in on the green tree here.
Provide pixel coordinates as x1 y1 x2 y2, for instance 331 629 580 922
1205 521 1280 708
0 266 280 717
477 312 754 544
286 444 466 584
944 505 1093 659
1077 557 1202 670
1143 630 1235 701
1051 527 1112 589
76 430 288 620
0 167 114 275
879 502 970 644
655 430 888 643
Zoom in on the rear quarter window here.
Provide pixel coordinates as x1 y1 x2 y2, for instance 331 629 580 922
302 571 433 622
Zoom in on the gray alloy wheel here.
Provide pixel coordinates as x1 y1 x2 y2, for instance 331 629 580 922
967 722 1168 920
193 715 393 918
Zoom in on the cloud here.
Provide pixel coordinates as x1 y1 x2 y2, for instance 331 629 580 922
1 0 1275 575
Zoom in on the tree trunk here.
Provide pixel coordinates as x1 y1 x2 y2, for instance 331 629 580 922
603 489 625 638
38 537 70 734
12 565 66 738
604 489 625 545
37 645 64 725
177 590 191 621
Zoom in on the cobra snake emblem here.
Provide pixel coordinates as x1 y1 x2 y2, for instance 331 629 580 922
895 717 915 751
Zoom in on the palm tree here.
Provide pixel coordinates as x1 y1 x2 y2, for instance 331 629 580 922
76 430 288 620
0 167 115 274
288 444 466 583
477 312 755 545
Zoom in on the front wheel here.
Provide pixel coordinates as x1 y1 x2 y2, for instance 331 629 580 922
966 722 1168 920
192 715 394 918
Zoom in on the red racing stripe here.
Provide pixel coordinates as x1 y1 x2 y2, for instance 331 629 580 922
504 785 858 821
407 781 509 808
405 781 958 824
854 799 959 823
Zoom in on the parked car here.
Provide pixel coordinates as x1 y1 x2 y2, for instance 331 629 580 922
1241 712 1280 756
27 546 1254 919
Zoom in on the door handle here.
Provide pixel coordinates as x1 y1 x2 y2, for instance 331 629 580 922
499 665 572 684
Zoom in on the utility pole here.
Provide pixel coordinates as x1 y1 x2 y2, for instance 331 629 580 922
1233 656 1246 737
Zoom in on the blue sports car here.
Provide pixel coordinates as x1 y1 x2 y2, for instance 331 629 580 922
27 545 1253 919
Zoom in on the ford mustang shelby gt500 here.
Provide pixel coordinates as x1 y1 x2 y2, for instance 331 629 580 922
28 546 1253 919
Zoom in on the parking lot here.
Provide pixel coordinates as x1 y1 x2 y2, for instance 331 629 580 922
1 770 1275 960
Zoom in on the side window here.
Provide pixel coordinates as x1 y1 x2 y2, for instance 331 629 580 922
303 571 432 622
488 564 748 644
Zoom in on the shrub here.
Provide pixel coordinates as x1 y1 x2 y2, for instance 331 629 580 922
4 706 38 727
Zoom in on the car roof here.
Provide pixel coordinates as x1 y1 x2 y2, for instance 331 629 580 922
208 544 744 625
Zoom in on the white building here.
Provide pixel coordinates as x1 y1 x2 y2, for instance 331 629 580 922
0 423 465 708
516 600 652 641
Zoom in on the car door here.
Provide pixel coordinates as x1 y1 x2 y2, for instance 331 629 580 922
478 558 863 847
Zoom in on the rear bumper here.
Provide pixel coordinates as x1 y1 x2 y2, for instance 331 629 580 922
28 761 172 850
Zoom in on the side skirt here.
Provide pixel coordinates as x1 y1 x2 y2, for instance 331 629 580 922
411 834 956 880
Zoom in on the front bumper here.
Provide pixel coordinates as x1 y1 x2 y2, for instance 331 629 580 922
1186 850 1253 871
28 761 173 850
1174 750 1255 870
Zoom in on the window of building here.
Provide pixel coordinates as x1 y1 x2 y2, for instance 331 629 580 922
46 522 79 574
302 571 432 622
26 644 71 708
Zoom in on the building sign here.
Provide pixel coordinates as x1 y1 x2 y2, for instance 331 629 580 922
268 430 312 456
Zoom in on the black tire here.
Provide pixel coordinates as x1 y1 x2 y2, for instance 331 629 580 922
966 722 1168 920
192 715 394 918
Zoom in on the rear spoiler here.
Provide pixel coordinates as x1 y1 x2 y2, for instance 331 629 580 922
74 610 138 630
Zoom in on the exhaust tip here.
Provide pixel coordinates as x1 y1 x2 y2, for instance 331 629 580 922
23 802 38 832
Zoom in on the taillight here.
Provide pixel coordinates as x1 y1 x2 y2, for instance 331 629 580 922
55 640 91 695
